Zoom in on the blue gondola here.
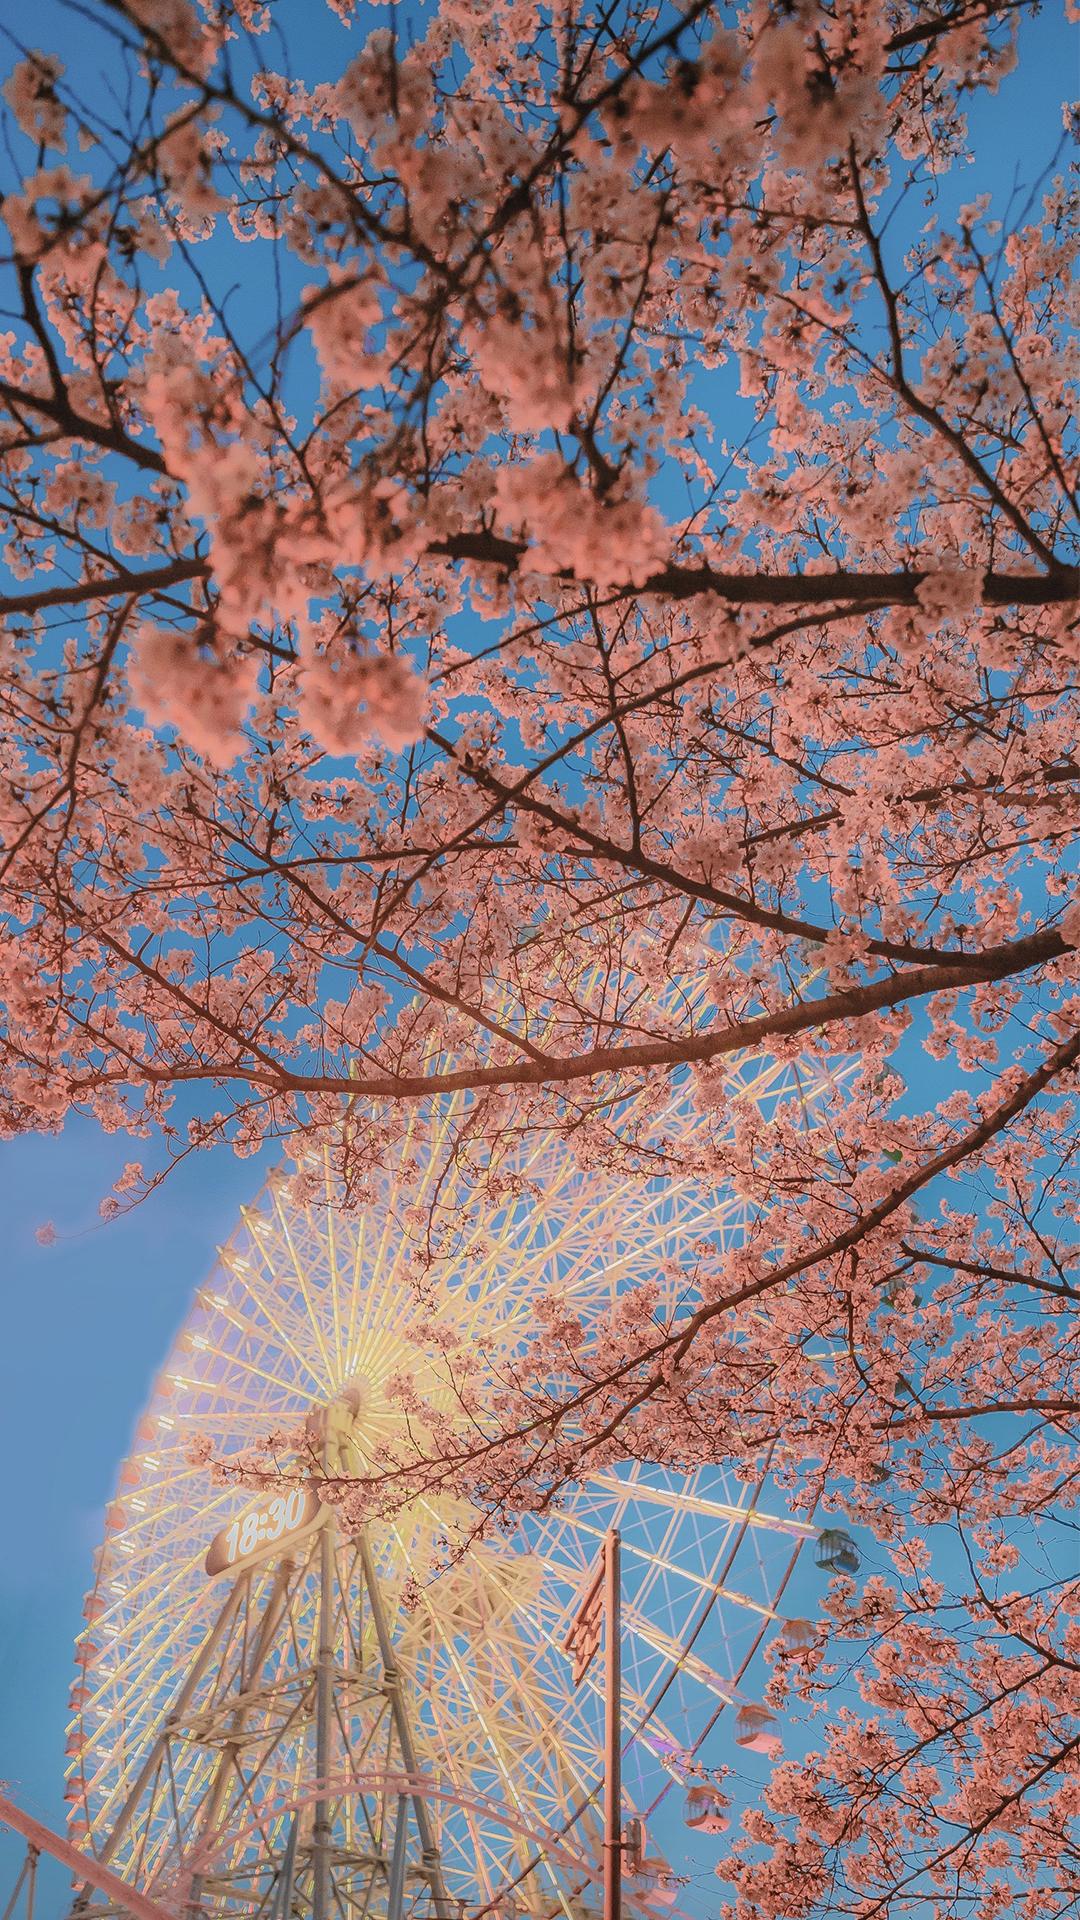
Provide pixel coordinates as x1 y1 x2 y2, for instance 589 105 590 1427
814 1527 860 1574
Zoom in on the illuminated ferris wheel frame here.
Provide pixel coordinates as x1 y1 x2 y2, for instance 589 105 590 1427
46 1032 830 1920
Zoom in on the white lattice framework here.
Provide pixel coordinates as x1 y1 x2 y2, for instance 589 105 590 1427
64 1049 824 1920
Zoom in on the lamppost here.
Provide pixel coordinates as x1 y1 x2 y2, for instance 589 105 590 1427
563 1528 622 1920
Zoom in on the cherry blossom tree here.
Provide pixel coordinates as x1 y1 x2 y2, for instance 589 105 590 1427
1 1 1078 1914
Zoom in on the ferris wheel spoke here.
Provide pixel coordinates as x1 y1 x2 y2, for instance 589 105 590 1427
270 1190 339 1388
585 1473 814 1542
382 1528 549 1904
554 1512 783 1632
413 1593 598 1826
423 1572 655 1803
319 1162 347 1382
225 1235 331 1397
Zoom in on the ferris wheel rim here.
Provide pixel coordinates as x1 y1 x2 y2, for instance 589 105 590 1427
66 1056 827 1915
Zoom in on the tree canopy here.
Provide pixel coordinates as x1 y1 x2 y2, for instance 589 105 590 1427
0 1 1078 1915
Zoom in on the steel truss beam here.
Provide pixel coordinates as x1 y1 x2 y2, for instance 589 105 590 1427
65 1519 456 1920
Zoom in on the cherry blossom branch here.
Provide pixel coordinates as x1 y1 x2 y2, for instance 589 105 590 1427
72 924 1075 1102
426 719 1030 971
855 1731 1080 1920
427 535 1078 606
899 1242 1080 1302
0 556 208 618
301 1021 1080 1521
885 0 1032 55
0 374 167 477
847 146 1064 575
874 1397 1080 1428
0 597 134 876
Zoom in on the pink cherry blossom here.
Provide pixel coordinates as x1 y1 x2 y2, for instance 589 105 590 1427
0 5 1076 1913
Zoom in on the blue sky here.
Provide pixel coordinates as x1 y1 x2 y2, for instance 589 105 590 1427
0 1 1077 1911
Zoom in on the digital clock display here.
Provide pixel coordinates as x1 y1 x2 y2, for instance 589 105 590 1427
204 1485 322 1578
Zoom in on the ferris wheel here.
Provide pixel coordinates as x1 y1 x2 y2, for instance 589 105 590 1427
60 1053 824 1920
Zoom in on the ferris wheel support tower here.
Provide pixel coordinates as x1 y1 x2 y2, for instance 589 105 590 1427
68 1400 472 1920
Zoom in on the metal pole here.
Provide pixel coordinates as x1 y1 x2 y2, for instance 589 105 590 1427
358 1534 452 1920
269 1813 299 1920
603 1529 621 1920
187 1557 297 1917
0 1849 29 1920
312 1515 336 1920
386 1794 408 1920
70 1574 245 1906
